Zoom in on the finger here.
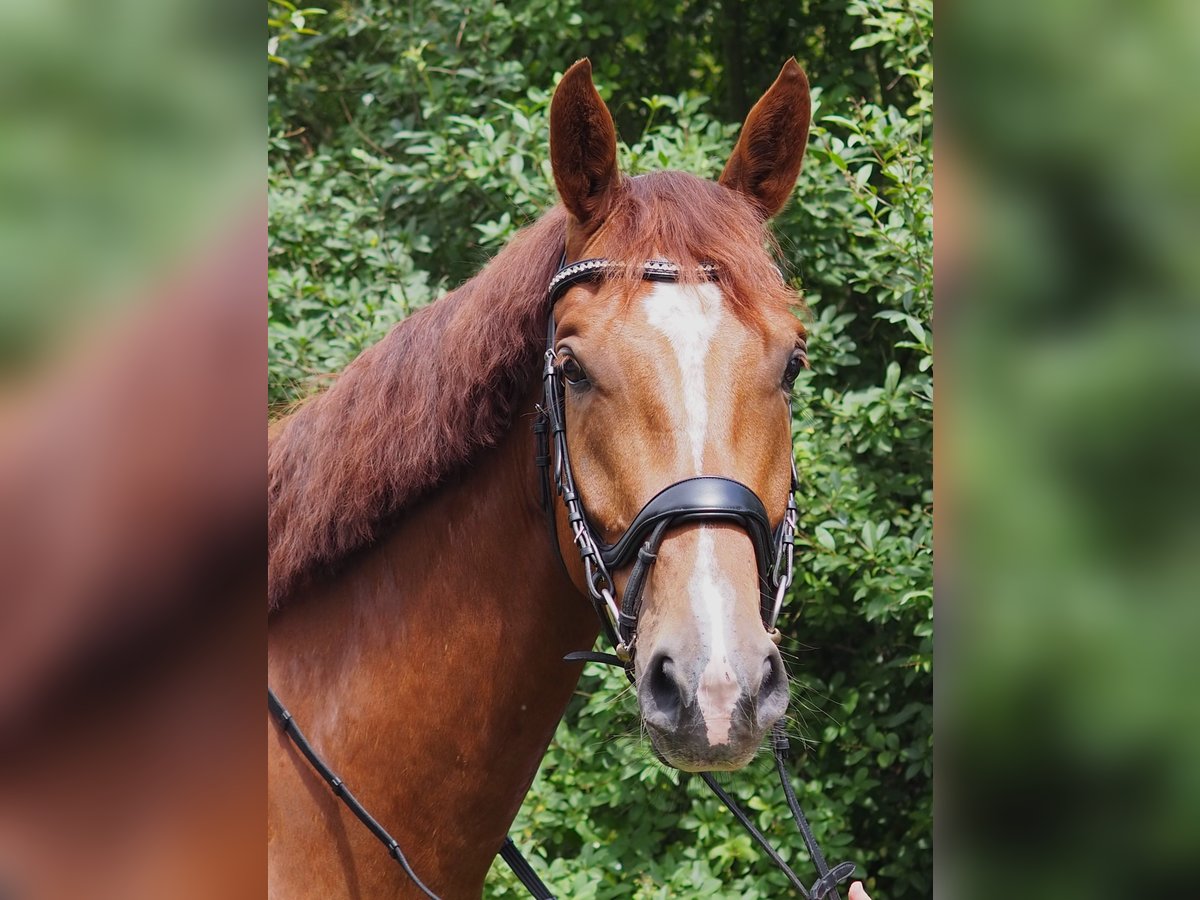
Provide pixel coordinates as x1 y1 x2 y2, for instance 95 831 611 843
848 881 872 900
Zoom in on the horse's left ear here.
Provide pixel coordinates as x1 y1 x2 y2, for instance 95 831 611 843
550 58 621 227
719 59 812 220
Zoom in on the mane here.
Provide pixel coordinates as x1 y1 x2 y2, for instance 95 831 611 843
268 172 800 609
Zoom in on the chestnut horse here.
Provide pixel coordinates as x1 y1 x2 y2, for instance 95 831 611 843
268 58 813 898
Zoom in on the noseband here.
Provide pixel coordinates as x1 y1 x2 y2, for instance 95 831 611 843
534 256 800 664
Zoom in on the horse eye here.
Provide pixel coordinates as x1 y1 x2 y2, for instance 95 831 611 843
782 348 808 386
560 355 588 386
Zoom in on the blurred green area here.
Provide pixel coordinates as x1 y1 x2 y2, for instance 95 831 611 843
0 0 259 371
944 0 1200 896
270 1 931 897
0 2 263 897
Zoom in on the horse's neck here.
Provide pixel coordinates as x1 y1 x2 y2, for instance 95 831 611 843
268 399 597 897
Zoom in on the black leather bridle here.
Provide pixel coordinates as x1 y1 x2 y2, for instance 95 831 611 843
267 254 856 900
531 256 854 899
534 255 800 666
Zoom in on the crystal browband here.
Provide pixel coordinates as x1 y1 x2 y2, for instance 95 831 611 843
547 258 719 303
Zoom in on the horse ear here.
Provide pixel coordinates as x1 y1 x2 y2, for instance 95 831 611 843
719 59 812 220
550 58 621 226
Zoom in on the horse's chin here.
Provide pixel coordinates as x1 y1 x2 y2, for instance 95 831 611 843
644 723 761 772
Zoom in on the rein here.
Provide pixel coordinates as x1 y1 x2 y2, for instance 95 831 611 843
267 255 855 899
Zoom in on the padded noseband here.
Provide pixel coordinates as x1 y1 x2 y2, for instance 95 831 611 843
597 476 773 576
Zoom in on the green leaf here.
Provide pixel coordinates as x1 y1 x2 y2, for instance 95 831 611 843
814 526 836 552
849 33 890 51
906 316 926 343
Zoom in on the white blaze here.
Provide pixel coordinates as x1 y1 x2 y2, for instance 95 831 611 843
643 283 738 743
642 281 723 472
692 528 740 743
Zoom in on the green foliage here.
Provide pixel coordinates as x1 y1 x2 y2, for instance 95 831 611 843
268 0 932 895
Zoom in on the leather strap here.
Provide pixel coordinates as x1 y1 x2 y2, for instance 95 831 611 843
499 837 556 899
597 476 774 571
268 689 444 899
563 656 858 899
616 519 670 646
269 689 559 900
548 257 717 304
563 650 625 667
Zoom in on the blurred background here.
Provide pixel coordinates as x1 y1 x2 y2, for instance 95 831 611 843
0 1 263 898
940 0 1200 896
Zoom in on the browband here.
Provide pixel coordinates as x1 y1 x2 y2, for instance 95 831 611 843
548 258 719 304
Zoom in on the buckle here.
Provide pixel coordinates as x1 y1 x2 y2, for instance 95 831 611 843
810 862 856 899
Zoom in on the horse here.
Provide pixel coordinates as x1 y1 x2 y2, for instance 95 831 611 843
268 57 815 898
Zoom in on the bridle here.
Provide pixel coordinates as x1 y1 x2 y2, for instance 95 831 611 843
267 254 856 900
533 255 854 899
534 255 800 667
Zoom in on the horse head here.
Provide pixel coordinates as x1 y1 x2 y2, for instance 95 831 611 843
546 58 812 771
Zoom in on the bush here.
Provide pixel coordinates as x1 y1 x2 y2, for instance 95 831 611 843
269 0 931 895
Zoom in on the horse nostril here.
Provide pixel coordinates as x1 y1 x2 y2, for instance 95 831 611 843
755 651 789 728
760 654 781 694
645 653 683 724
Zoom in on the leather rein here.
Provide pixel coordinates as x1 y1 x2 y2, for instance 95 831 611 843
267 255 856 899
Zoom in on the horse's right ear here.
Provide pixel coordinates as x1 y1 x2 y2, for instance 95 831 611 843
550 58 621 226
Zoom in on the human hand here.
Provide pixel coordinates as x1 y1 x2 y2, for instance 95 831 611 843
848 882 872 900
